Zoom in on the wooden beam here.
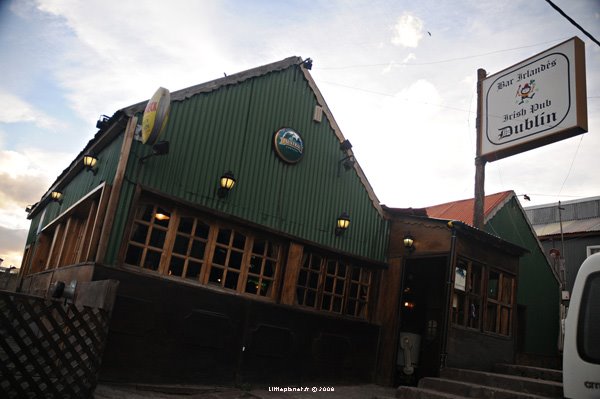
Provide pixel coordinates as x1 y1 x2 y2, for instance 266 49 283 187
96 116 137 264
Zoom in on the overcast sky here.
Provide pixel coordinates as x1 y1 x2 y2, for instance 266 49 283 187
1 0 599 267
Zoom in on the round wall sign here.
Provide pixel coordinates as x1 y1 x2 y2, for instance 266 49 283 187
273 127 304 164
142 87 171 145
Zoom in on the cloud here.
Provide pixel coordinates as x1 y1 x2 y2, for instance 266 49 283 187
391 13 424 48
0 226 27 269
0 148 72 230
0 89 61 129
34 0 233 124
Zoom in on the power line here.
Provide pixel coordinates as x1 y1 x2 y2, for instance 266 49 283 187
557 134 585 199
319 38 569 70
544 0 600 47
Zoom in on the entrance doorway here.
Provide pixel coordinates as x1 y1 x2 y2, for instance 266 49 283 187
397 256 447 381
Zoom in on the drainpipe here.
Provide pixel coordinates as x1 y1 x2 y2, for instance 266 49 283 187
440 221 458 370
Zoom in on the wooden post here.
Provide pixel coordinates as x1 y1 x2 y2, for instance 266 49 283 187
95 115 137 264
473 68 487 229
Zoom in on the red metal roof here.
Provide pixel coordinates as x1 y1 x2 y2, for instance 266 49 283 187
425 191 514 225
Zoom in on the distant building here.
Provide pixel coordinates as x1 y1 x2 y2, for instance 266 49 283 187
525 196 600 294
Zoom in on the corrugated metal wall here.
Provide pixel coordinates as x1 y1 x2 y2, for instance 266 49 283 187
487 197 560 357
25 134 124 243
106 66 388 262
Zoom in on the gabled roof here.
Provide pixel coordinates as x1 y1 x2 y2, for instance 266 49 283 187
425 191 514 225
425 190 559 282
121 56 304 116
29 56 383 217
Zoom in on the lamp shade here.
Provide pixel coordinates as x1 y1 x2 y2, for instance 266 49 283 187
403 234 415 250
336 212 350 230
154 208 170 221
50 191 63 201
220 171 236 191
83 154 97 168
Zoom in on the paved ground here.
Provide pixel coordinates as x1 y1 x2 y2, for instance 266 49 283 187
94 383 398 399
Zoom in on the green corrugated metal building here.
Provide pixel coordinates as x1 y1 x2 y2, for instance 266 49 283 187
19 57 391 385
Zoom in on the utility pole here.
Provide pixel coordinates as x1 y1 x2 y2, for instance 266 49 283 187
473 68 487 229
558 201 566 290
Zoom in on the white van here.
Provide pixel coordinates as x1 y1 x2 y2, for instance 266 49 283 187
563 252 600 399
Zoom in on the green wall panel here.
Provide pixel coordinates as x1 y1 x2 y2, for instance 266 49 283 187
109 66 388 262
486 198 560 356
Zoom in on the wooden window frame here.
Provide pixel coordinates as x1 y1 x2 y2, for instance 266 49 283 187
295 250 373 319
122 200 285 300
484 269 514 336
26 184 108 275
452 258 483 330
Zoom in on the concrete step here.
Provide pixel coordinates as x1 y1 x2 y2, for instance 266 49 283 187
419 377 552 399
493 363 562 383
396 386 468 399
440 368 563 398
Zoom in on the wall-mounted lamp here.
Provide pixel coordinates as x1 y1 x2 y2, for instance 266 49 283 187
83 153 98 175
50 190 63 204
154 208 171 221
218 171 236 198
337 140 355 176
335 212 350 236
140 140 170 163
96 115 110 130
403 233 415 252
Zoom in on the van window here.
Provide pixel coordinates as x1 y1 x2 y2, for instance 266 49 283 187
578 271 600 363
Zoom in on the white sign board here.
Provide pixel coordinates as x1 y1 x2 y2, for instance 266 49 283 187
480 37 587 161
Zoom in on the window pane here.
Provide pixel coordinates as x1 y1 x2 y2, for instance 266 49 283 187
266 243 278 258
579 272 600 362
264 260 275 277
209 267 224 285
125 245 143 266
299 271 310 288
488 271 500 300
249 256 262 274
327 260 336 274
333 297 342 313
325 276 334 292
334 279 344 295
245 277 259 295
194 222 210 239
253 239 266 255
138 204 153 221
217 228 231 245
186 261 202 280
232 232 246 249
178 217 194 234
224 271 239 290
169 256 184 277
154 210 170 227
173 235 190 255
190 240 206 260
144 250 161 271
308 272 319 289
130 224 149 244
305 290 316 307
471 264 482 294
149 229 166 248
310 255 321 271
501 276 513 303
486 304 497 332
453 292 465 325
322 295 331 310
213 247 227 265
229 251 243 270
